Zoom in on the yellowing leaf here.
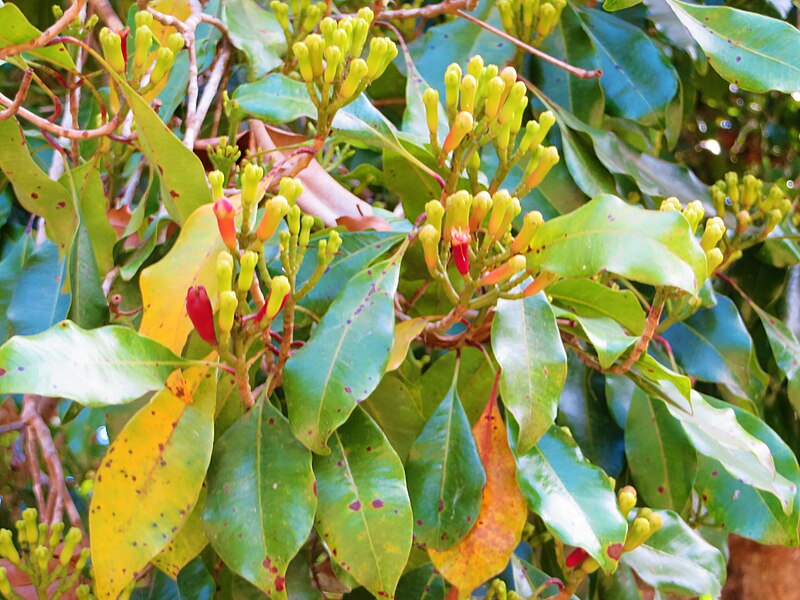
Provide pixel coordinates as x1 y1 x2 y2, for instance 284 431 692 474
90 366 216 599
428 379 528 596
139 204 224 353
151 488 209 578
387 317 432 372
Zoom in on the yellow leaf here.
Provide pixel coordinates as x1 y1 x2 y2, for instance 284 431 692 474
386 317 432 372
428 380 527 596
139 204 224 353
151 487 209 578
90 366 216 599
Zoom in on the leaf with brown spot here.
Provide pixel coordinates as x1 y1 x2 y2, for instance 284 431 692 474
428 375 528 595
90 365 216 599
151 487 209 578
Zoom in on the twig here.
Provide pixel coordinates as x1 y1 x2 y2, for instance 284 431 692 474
344 0 471 20
89 0 124 30
455 9 603 79
0 421 25 436
186 43 231 148
0 93 126 139
0 0 88 60
0 70 34 122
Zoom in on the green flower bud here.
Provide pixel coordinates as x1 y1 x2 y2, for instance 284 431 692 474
497 0 516 34
208 170 225 200
327 230 342 258
485 76 505 120
442 111 474 153
711 186 727 217
341 58 368 98
764 185 785 212
324 45 342 84
741 174 760 209
725 172 740 206
524 146 559 191
135 10 153 28
623 517 651 552
150 47 175 85
617 486 637 518
15 521 26 545
510 210 544 253
351 19 370 58
423 88 440 140
0 530 20 565
77 584 92 600
470 191 493 230
488 190 511 239
287 204 302 236
167 32 185 55
34 545 49 573
498 81 526 125
366 37 388 79
293 42 314 82
378 39 398 78
467 55 484 79
218 291 238 334
530 111 555 148
0 567 10 597
237 251 259 292
765 208 783 235
358 6 375 23
780 197 793 217
267 276 291 319
522 0 537 33
706 247 724 273
305 34 325 79
536 2 556 38
701 216 726 251
299 214 315 248
496 119 512 154
99 27 125 73
241 163 264 207
510 95 528 136
460 74 478 114
301 4 322 32
271 1 290 30
498 196 522 236
22 508 38 545
37 523 48 548
60 527 82 567
134 24 153 72
445 64 462 117
317 239 329 264
419 224 440 270
449 190 473 231
683 200 705 233
320 16 337 43
216 251 234 293
425 199 445 234
644 510 663 533
75 547 90 571
660 196 682 212
279 177 303 204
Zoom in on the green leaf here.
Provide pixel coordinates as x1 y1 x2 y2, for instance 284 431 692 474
132 557 215 600
662 295 767 400
625 390 696 512
527 194 707 294
666 0 800 93
313 407 413 598
233 74 316 124
511 556 574 599
401 52 448 141
643 0 708 73
222 0 285 79
598 563 647 600
549 279 646 335
695 396 800 545
534 4 604 126
553 306 638 369
576 7 679 125
111 78 210 224
0 234 34 343
747 299 800 379
557 125 616 197
6 239 69 338
665 391 796 511
622 511 726 597
0 3 75 69
67 222 109 329
627 354 693 413
515 425 627 573
405 372 485 550
603 0 643 9
363 373 426 462
69 161 117 274
0 321 189 407
204 401 316 597
0 118 76 253
383 145 442 222
492 292 567 454
285 251 404 454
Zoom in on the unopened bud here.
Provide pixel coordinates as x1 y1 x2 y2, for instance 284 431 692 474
241 163 264 207
470 191 493 230
725 172 740 206
488 190 511 239
216 251 234 293
257 196 290 242
742 174 760 209
442 111 474 153
213 197 238 251
498 196 522 235
150 47 175 84
271 1 290 30
341 58 368 99
324 46 343 84
287 205 302 236
0 530 20 565
419 224 440 270
305 34 324 78
479 255 526 286
683 200 705 233
498 81 526 125
327 230 342 258
536 2 556 38
279 177 303 205
426 199 445 234
237 251 259 292
208 170 225 200
186 286 217 346
660 197 682 212
449 190 472 231
701 216 725 251
467 55 484 79
423 88 439 139
623 517 651 552
99 27 126 73
218 291 238 334
167 32 185 55
450 227 471 275
485 76 505 119
366 37 388 79
460 75 477 114
510 210 544 253
444 64 461 117
565 547 589 569
581 557 600 574
22 508 38 545
266 276 291 319
617 486 637 518
134 25 153 72
524 146 559 191
34 545 49 573
522 271 557 296
764 209 783 235
293 42 314 82
498 0 516 34
0 568 10 597
299 214 315 248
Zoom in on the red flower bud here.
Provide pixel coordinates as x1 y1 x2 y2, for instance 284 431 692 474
213 197 237 251
565 548 589 569
451 227 470 275
186 286 217 345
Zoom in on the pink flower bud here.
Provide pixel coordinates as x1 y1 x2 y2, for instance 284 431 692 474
186 286 217 345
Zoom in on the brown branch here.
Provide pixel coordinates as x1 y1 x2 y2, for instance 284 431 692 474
0 0 88 60
607 290 666 375
349 0 471 20
0 70 34 122
89 0 123 30
455 9 603 79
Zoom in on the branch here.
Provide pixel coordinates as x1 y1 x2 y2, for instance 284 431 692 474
0 0 88 60
185 43 230 148
347 0 472 20
0 70 34 122
455 9 603 79
89 0 124 30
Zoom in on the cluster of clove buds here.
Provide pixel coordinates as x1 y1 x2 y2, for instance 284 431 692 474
497 0 567 47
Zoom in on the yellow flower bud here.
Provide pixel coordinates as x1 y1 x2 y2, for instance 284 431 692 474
423 88 440 140
218 291 238 334
623 517 651 552
536 2 556 38
341 58 368 99
498 81 526 125
293 42 314 82
299 214 315 248
134 24 153 73
660 196 683 212
460 74 478 114
425 199 445 234
208 170 225 200
305 34 325 79
442 111 474 154
267 276 291 319
150 47 175 85
445 64 462 117
257 196 290 242
366 37 388 79
725 172 739 206
470 191 493 230
99 27 125 73
217 251 234 293
467 55 484 79
683 200 705 233
287 204 302 236
324 45 343 84
237 251 259 292
135 10 153 28
479 255 526 286
700 216 726 251
524 146 559 191
22 508 38 545
419 224 440 270
498 196 522 235
510 210 544 253
497 0 516 35
241 162 264 207
167 32 185 55
488 190 511 239
485 76 505 119
617 486 637 518
279 177 304 204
